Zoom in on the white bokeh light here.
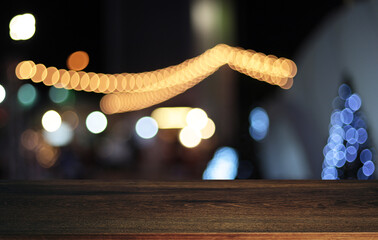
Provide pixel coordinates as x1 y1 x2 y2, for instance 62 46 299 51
135 117 158 139
200 118 216 139
9 13 36 40
179 126 202 148
86 111 107 134
186 108 208 130
0 84 6 104
42 110 62 132
43 122 73 147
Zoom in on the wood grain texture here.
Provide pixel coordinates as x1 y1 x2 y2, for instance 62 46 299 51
0 180 378 238
2 233 378 240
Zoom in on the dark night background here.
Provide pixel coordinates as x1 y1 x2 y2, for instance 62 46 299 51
0 0 345 179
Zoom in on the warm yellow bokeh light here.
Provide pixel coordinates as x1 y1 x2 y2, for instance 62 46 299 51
89 73 100 92
67 51 89 71
179 126 202 148
55 69 70 88
200 118 216 139
98 74 110 93
151 107 192 129
15 61 36 79
186 108 208 130
281 77 294 90
15 44 297 114
68 70 80 89
78 71 90 90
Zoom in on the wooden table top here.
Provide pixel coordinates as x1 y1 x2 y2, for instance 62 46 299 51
1 180 377 239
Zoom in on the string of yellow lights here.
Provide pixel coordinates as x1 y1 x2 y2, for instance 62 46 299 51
15 44 297 114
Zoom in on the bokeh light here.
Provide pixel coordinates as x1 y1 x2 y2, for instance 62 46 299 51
41 110 62 132
345 146 357 162
0 84 6 104
179 126 202 148
9 13 36 40
200 118 216 139
16 44 297 114
36 144 59 168
151 107 191 129
15 61 36 79
362 161 375 176
357 128 368 144
43 122 73 147
321 166 338 180
186 108 208 130
20 129 41 151
203 147 239 180
49 86 69 104
345 127 358 144
135 116 158 139
360 149 372 164
249 107 269 141
17 84 37 107
62 110 79 129
346 94 361 112
330 110 342 126
357 168 369 180
67 51 89 71
31 64 47 83
86 111 107 134
322 83 374 179
340 108 353 124
338 84 351 100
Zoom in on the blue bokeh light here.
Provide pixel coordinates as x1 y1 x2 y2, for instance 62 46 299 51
338 84 352 100
335 158 346 168
330 110 343 126
249 107 269 141
329 125 345 140
357 168 369 180
354 116 366 129
345 146 357 162
360 149 372 164
345 127 358 144
346 94 361 112
356 128 368 144
332 96 344 109
340 108 353 125
362 161 375 176
321 166 338 180
323 83 374 179
203 147 239 180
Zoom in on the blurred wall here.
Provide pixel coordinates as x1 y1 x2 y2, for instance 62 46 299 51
266 0 378 178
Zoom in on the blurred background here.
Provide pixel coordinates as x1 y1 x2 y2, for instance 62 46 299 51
0 0 376 180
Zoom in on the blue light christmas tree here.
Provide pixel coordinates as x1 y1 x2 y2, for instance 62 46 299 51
322 83 375 180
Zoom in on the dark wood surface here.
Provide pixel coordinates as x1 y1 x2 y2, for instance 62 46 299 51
1 180 378 239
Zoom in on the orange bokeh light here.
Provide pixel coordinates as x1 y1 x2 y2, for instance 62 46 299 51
31 64 47 83
66 51 89 71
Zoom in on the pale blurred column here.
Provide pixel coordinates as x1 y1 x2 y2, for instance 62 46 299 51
190 0 237 144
